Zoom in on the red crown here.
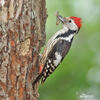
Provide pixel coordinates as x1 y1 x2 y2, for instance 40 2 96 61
70 16 82 29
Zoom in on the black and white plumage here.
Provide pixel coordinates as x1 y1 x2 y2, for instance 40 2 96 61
32 13 82 86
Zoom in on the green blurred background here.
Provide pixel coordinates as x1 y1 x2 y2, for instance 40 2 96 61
39 0 100 100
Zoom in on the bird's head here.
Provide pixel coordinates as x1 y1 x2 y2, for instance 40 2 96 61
56 13 82 33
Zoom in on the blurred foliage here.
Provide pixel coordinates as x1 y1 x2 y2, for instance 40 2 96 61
39 0 100 100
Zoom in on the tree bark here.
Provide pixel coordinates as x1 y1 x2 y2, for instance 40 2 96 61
0 0 47 100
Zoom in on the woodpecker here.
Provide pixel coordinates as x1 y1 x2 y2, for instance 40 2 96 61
33 12 82 86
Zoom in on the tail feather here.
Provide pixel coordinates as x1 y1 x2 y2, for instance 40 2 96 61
41 75 47 84
32 72 43 88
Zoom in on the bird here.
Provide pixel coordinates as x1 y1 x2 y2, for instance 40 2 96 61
32 12 82 87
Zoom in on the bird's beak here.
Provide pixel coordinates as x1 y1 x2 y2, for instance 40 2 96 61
57 15 65 24
55 12 66 24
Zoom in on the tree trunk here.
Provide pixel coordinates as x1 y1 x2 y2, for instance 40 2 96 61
0 0 47 100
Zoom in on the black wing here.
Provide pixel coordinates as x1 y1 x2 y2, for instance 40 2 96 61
41 39 72 83
32 39 73 87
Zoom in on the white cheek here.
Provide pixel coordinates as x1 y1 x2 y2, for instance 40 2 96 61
68 21 78 30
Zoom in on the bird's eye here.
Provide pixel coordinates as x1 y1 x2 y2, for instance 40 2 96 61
68 20 72 23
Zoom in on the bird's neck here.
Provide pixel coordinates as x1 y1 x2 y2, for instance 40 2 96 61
56 28 76 42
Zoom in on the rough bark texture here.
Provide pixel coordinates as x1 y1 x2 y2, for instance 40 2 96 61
0 0 47 100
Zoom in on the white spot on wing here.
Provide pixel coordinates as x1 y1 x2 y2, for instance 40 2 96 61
49 68 53 73
50 63 55 69
48 59 51 63
46 69 48 72
53 52 62 66
47 63 50 68
43 72 46 76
